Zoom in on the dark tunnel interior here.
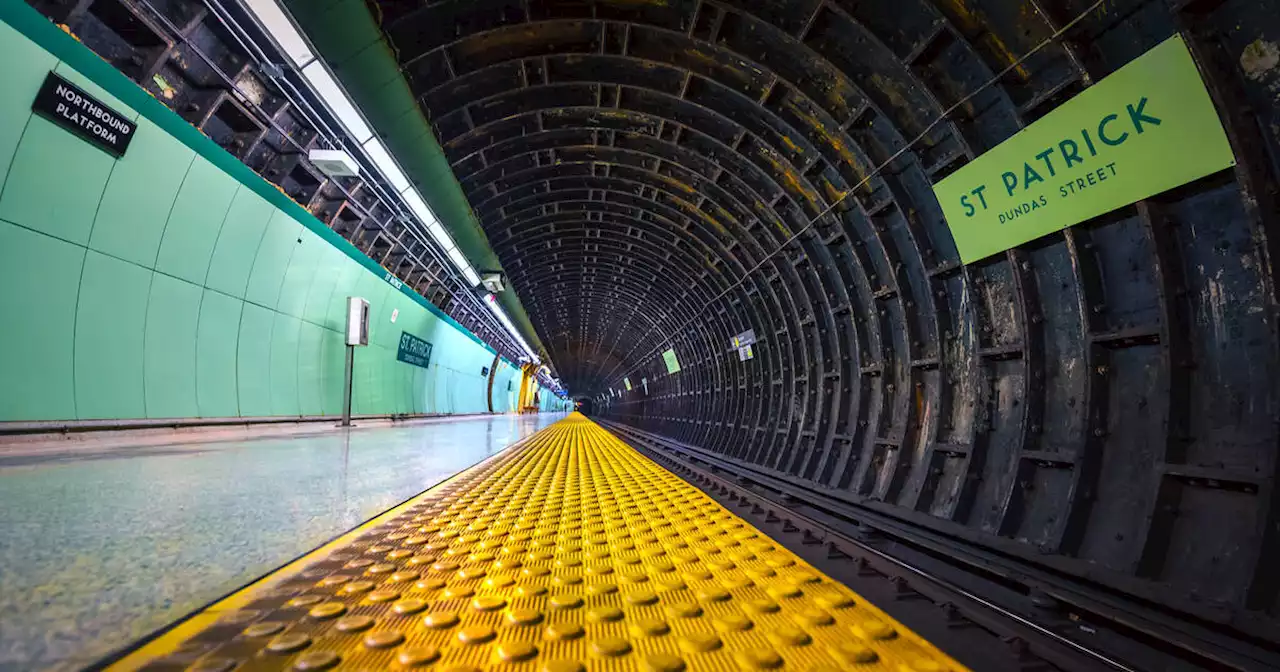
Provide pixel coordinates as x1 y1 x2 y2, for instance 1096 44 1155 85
366 0 1280 650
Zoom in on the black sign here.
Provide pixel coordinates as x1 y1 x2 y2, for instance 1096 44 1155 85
32 72 136 157
481 366 490 377
396 331 433 369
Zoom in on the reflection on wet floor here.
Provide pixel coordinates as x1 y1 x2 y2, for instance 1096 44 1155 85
0 413 565 670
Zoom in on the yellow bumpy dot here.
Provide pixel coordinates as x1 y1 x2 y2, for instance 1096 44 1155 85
714 612 754 632
307 603 345 620
734 647 784 669
496 641 538 662
471 595 506 612
591 636 633 657
678 631 722 653
397 646 440 667
362 631 404 649
506 607 544 626
631 617 671 637
767 624 812 647
333 615 372 633
587 605 624 623
422 611 459 629
856 621 898 640
644 652 687 672
831 642 879 664
392 598 427 615
545 622 585 641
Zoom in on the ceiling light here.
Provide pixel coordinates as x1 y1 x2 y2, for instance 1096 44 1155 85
240 0 314 67
301 61 372 143
447 246 468 270
307 148 360 178
481 272 505 293
484 293 538 361
426 220 452 249
402 188 433 225
361 138 409 192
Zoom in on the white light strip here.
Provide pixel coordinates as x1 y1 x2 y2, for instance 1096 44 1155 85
462 267 481 286
361 138 410 193
425 220 453 250
300 61 373 143
241 0 314 67
402 189 434 229
446 246 469 271
484 293 538 361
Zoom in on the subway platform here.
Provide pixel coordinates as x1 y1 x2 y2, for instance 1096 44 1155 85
101 413 961 672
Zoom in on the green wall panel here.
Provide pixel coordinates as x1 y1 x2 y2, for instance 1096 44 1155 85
0 221 83 421
155 157 238 284
297 321 325 416
0 116 115 245
245 210 301 309
236 302 275 416
75 251 149 419
144 273 202 419
0 21 54 189
0 12 557 425
351 347 373 415
302 244 342 327
205 187 273 298
90 118 194 267
278 228 321 318
397 360 414 414
270 312 302 416
320 328 345 415
195 290 242 418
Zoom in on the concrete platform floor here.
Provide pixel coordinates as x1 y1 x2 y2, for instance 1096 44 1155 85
0 413 566 671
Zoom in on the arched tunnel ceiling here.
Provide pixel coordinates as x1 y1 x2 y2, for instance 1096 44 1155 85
370 0 1021 396
368 0 1280 646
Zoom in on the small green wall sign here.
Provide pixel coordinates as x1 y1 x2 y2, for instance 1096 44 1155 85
662 348 681 374
933 35 1234 263
396 331 434 369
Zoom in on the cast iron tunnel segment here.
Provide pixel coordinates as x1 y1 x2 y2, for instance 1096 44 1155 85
355 0 1280 661
106 413 966 671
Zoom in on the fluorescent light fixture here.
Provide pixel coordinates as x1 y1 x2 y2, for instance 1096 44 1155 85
447 246 468 270
403 188 475 282
402 188 434 225
426 221 452 250
301 61 372 143
362 138 409 193
484 292 537 361
241 0 314 67
308 148 360 178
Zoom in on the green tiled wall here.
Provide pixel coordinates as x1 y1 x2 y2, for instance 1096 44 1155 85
0 17 566 422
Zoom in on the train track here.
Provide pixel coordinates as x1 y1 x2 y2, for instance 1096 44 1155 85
603 421 1280 672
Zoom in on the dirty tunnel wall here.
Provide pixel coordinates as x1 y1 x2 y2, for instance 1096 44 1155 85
0 16 563 424
354 0 1280 643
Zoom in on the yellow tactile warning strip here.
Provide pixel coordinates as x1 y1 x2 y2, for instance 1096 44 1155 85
112 413 966 672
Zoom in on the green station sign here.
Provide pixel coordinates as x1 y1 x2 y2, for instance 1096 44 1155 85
933 35 1235 263
662 348 681 374
396 331 434 369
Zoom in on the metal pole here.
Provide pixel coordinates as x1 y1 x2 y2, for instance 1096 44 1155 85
341 344 354 427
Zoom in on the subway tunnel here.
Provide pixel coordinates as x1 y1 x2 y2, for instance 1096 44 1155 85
1 0 1279 670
